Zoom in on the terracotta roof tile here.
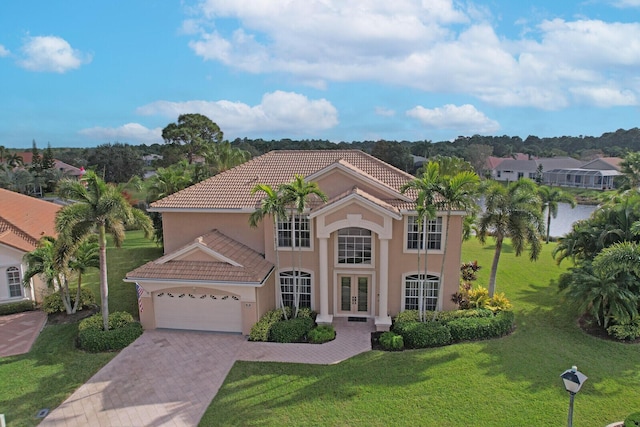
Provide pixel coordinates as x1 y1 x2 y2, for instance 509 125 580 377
126 229 274 284
0 189 60 252
150 150 417 211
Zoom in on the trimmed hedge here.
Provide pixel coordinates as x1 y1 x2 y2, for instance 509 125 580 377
77 311 143 352
308 325 336 344
249 307 317 342
42 288 96 314
393 321 451 349
448 310 515 342
269 317 314 343
391 311 515 349
394 308 493 324
0 300 35 315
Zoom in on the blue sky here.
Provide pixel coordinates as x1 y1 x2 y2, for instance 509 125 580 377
1 0 640 148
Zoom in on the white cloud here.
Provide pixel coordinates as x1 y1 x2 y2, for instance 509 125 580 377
0 45 9 57
79 123 162 144
610 0 640 7
406 104 500 133
18 36 91 73
375 107 395 117
137 91 338 137
570 86 637 107
184 1 640 109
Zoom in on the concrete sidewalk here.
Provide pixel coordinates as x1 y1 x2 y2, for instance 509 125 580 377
39 318 375 427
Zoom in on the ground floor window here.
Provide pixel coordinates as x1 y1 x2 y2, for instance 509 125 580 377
404 274 439 311
7 266 22 298
279 270 312 309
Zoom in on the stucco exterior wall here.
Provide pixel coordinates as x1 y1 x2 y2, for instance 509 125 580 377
0 244 42 303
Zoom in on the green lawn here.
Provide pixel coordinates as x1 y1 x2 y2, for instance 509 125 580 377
0 230 160 426
200 240 640 426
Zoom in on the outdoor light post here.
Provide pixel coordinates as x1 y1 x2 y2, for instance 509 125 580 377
560 365 588 427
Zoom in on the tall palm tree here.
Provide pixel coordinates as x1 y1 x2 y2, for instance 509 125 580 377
56 171 153 330
477 179 544 297
435 169 479 316
401 162 440 321
280 175 327 318
249 183 289 319
203 141 251 174
538 186 576 243
6 153 24 168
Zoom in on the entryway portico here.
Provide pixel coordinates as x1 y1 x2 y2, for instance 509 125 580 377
310 187 403 331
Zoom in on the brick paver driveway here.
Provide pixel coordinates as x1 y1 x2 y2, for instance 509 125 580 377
40 318 373 427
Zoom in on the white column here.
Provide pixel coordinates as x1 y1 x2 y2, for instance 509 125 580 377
375 237 392 331
316 237 333 325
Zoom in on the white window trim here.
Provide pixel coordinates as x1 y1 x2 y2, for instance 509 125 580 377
402 215 445 255
276 268 315 310
401 272 441 312
276 214 314 252
6 266 23 299
334 227 376 269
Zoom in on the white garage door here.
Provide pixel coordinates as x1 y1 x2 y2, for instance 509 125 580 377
153 291 242 333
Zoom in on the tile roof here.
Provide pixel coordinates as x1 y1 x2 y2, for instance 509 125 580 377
310 186 402 219
0 189 61 252
125 229 274 285
150 150 417 211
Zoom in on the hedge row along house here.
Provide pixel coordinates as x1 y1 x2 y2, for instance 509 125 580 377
125 150 468 334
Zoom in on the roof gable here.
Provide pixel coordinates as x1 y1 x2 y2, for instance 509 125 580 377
0 189 61 252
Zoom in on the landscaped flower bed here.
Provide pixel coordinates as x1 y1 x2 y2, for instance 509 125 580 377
249 307 335 344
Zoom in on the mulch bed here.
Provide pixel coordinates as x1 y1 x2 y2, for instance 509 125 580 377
47 305 100 325
578 314 640 344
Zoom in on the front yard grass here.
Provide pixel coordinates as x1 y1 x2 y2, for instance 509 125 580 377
200 240 640 426
0 230 160 426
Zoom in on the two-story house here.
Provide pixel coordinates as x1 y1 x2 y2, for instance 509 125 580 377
125 150 467 334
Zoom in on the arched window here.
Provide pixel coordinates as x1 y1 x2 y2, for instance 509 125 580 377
7 267 22 298
279 270 312 309
404 274 439 311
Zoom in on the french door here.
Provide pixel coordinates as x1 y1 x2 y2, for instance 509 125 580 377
339 275 369 315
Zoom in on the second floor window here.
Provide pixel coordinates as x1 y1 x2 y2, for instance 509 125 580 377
338 227 372 264
407 216 442 251
277 215 310 248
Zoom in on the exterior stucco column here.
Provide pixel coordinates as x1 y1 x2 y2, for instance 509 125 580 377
375 237 392 331
316 237 333 325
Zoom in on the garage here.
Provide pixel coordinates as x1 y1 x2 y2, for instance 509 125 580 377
153 290 242 333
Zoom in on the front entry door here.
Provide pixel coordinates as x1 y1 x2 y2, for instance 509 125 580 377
339 275 369 315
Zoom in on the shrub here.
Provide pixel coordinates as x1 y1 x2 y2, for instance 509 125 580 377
249 307 291 342
308 325 336 344
448 311 515 342
42 288 96 314
488 292 513 312
295 307 316 320
394 310 420 323
393 321 451 349
379 331 404 351
607 318 640 341
625 411 640 427
0 300 35 315
77 311 142 352
467 286 490 309
269 317 314 343
436 309 493 323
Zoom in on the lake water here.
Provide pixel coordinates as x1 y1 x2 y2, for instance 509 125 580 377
546 203 597 237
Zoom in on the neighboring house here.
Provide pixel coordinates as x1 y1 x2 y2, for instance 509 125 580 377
125 150 468 334
15 152 84 178
492 157 584 182
543 157 622 190
0 188 61 304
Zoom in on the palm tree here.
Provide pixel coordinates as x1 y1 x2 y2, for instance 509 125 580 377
23 237 74 314
593 241 640 279
203 141 251 174
538 186 576 243
68 237 100 312
401 162 440 321
249 184 289 319
477 179 544 297
56 171 153 330
435 169 479 316
6 153 24 168
280 175 327 318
